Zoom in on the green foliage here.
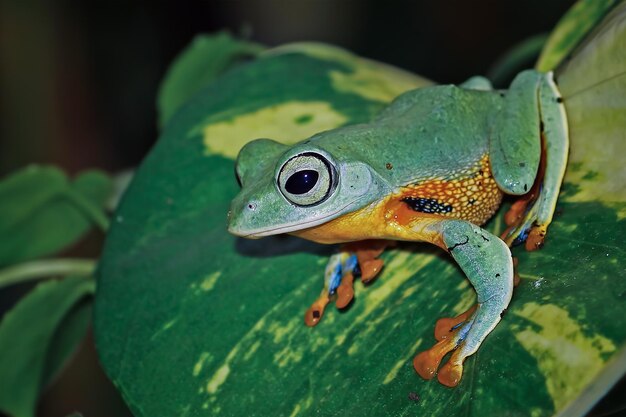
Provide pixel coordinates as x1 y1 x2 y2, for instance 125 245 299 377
0 277 95 417
157 32 265 128
0 1 623 417
0 166 113 415
536 0 618 72
94 3 626 416
0 166 112 267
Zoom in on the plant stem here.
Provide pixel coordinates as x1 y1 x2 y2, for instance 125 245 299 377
0 258 96 290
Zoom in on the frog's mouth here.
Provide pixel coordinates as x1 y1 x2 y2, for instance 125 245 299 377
227 199 363 239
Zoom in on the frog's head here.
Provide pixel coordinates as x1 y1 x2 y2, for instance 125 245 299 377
228 137 385 238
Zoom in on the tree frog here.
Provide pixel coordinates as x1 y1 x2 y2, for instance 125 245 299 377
227 70 568 387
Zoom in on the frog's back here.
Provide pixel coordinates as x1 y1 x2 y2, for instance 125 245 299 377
315 85 502 187
313 85 505 225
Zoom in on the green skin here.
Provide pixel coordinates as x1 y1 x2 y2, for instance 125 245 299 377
228 69 568 386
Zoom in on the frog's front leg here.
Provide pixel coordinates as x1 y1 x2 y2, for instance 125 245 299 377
304 240 389 326
413 219 513 387
491 70 569 250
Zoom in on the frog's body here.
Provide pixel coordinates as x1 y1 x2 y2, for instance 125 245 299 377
228 70 568 387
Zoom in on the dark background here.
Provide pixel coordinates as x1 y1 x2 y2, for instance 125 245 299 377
0 1 593 416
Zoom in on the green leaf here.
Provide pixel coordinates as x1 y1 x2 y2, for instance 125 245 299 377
536 0 618 72
95 9 626 417
157 32 265 129
40 296 92 388
0 276 94 417
0 166 112 268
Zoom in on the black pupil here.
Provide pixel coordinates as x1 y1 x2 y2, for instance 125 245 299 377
285 170 319 194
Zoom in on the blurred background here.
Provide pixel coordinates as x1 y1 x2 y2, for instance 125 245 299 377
0 0 585 416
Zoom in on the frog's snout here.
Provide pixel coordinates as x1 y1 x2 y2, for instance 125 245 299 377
227 195 260 237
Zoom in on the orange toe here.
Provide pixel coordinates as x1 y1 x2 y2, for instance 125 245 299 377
360 259 384 283
434 305 477 341
504 199 528 227
437 361 463 387
413 338 455 380
413 350 439 380
525 226 546 251
304 294 329 327
335 273 355 309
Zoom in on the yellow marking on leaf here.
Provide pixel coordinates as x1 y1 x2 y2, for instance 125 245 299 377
288 391 314 417
193 352 214 377
383 338 423 384
163 318 177 330
268 317 300 344
204 345 240 394
202 101 348 159
200 271 221 292
267 42 432 102
513 302 616 410
150 317 179 341
243 340 261 361
274 346 304 368
329 65 425 102
346 251 433 355
206 364 230 394
200 276 317 398
451 282 476 316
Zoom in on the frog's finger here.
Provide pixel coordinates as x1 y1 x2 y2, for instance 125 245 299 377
304 251 359 326
414 220 513 387
490 70 542 196
304 290 330 327
342 239 390 283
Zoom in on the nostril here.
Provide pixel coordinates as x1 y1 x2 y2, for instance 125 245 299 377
247 203 257 211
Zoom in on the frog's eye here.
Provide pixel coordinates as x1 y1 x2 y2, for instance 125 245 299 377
278 153 335 206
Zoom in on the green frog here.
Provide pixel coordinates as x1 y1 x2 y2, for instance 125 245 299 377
227 70 568 387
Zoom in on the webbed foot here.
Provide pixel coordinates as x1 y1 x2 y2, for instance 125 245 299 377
413 302 503 387
305 240 389 327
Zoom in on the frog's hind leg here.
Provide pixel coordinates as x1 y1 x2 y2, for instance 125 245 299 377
413 220 513 387
502 73 569 250
304 240 389 326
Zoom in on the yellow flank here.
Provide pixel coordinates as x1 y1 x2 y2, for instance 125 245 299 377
293 155 502 246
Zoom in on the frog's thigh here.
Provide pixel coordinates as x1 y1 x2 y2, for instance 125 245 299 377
441 220 513 310
536 73 568 228
490 70 542 195
440 220 513 360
